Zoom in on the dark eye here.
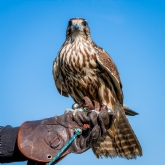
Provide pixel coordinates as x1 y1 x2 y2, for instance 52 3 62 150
68 21 72 26
82 21 87 26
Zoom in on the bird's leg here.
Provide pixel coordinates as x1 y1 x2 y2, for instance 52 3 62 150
101 104 108 111
65 97 113 116
65 97 95 115
64 102 85 115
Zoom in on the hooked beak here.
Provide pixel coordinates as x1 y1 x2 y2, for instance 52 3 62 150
72 24 81 31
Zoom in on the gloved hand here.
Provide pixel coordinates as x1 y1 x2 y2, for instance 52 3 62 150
17 97 115 165
72 96 115 147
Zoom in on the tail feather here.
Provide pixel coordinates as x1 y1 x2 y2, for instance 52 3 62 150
123 105 139 116
118 108 142 157
92 106 142 159
92 132 116 158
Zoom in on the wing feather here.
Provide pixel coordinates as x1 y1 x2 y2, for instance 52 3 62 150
94 46 123 104
52 58 69 97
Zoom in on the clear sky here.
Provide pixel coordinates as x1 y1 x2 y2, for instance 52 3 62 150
0 0 165 165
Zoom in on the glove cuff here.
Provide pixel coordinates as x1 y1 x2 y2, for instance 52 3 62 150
17 117 70 163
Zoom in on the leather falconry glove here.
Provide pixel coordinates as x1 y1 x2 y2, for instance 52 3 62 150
17 97 115 165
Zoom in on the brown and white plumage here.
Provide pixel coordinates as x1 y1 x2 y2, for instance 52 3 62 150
53 18 142 159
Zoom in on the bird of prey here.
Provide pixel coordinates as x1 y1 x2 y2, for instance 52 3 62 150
53 18 142 159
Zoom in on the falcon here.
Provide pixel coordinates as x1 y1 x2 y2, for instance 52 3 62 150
53 18 142 159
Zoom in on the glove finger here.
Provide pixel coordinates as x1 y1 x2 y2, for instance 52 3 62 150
72 114 84 127
73 112 90 127
99 110 110 131
79 130 91 149
88 111 98 128
77 112 90 123
98 116 107 135
90 125 101 142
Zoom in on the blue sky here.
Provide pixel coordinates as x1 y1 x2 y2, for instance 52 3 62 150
0 0 165 165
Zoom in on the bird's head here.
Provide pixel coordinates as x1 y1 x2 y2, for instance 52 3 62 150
66 18 90 41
